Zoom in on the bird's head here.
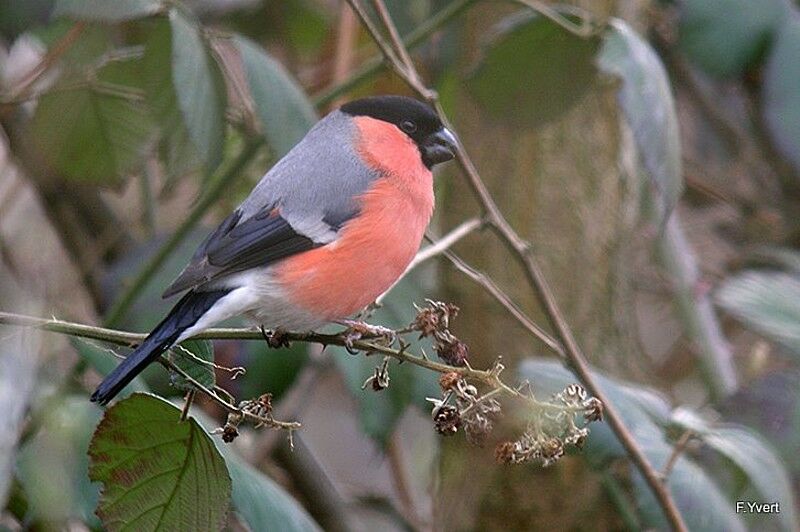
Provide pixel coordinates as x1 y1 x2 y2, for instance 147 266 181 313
341 95 458 169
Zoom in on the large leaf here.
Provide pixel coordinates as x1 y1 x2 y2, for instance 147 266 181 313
677 0 785 78
763 13 800 176
226 457 321 532
143 17 202 181
716 271 800 357
233 35 316 159
519 360 748 530
16 397 103 526
53 0 162 22
169 8 225 170
88 393 231 531
672 408 797 531
466 10 601 127
30 58 152 186
598 19 683 224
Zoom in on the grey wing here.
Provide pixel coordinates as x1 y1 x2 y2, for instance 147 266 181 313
162 110 379 298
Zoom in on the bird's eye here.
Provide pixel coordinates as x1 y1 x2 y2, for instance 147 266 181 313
400 120 417 134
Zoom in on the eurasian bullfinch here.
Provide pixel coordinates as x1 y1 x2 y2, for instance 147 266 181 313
91 95 458 405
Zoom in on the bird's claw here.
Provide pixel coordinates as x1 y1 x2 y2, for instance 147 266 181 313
340 320 396 353
261 326 290 349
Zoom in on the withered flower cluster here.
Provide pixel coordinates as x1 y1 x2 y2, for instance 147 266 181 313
218 393 274 443
412 300 468 366
429 372 501 445
494 383 604 466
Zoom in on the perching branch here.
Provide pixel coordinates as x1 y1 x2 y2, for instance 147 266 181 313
344 1 688 530
0 309 593 426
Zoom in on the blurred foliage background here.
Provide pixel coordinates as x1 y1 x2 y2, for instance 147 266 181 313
1 0 800 530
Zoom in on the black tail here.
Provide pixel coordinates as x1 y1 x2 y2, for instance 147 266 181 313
91 289 231 405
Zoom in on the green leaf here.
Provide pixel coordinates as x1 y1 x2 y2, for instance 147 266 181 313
227 457 321 532
678 0 785 78
233 35 317 158
672 408 797 531
169 339 216 390
30 60 152 186
53 0 162 22
466 10 601 127
88 393 231 531
716 271 800 357
16 397 103 526
598 19 683 224
762 14 800 176
143 17 203 181
169 8 225 170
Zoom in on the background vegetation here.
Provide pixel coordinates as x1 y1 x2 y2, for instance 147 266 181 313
1 0 800 530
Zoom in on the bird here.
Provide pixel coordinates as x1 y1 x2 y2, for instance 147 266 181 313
91 95 458 405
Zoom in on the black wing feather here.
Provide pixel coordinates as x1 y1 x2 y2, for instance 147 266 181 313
162 209 319 298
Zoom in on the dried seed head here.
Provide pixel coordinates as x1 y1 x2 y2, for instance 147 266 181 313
565 427 589 449
433 405 461 436
435 337 469 366
372 375 388 391
412 301 460 338
540 437 565 466
221 424 239 443
495 441 517 464
439 371 461 391
413 307 440 338
564 383 587 402
583 397 604 422
554 383 588 407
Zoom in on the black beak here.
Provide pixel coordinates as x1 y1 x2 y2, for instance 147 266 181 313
421 127 458 168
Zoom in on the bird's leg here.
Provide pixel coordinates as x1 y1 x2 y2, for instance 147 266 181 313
336 319 396 352
260 326 291 349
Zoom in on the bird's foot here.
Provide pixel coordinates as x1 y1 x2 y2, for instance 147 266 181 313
338 320 396 352
261 326 291 349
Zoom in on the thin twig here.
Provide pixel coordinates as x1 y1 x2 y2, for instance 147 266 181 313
350 2 688 529
662 429 694 481
438 247 564 356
